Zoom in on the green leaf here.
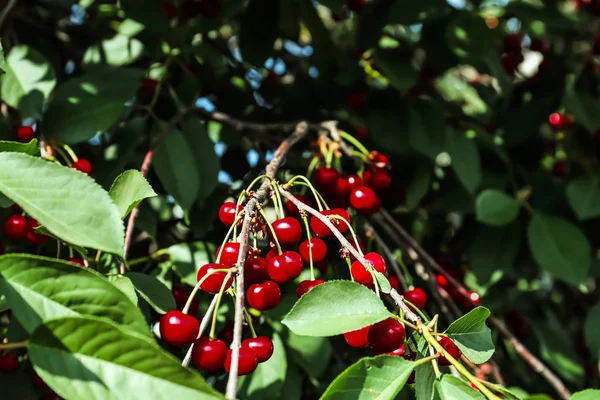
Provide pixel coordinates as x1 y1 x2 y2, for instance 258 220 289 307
239 333 286 399
527 214 591 284
153 130 201 210
566 178 600 221
409 100 446 160
282 280 392 336
127 272 176 314
374 50 418 93
0 254 149 335
584 305 600 360
83 34 144 67
108 275 138 305
375 271 391 294
162 241 217 286
446 13 498 59
571 390 600 400
0 139 39 155
29 316 222 400
367 100 412 155
475 189 520 226
109 169 157 218
415 347 437 400
284 328 332 378
320 356 415 400
435 375 485 400
120 0 169 34
42 68 144 144
447 130 481 195
0 153 124 255
239 0 279 67
444 307 494 364
564 90 600 133
0 45 56 119
406 162 433 210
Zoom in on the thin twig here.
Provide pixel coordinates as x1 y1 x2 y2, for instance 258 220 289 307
364 221 408 292
377 209 571 400
225 122 309 399
182 294 220 367
0 0 17 31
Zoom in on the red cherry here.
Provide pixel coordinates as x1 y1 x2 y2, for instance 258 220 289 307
218 202 241 226
383 344 406 356
368 318 406 353
244 257 270 284
159 310 200 346
350 186 378 214
347 174 362 191
3 214 28 241
197 263 233 293
265 248 279 262
334 177 351 199
464 291 481 309
215 242 246 266
501 53 521 75
225 347 258 375
345 91 366 110
310 208 351 237
0 353 19 373
32 372 49 389
16 126 35 143
72 159 92 175
141 78 159 93
299 238 328 263
548 112 573 129
242 336 274 363
438 335 462 366
403 352 416 383
246 281 281 310
552 160 569 178
267 251 303 283
217 321 235 346
368 151 390 168
343 325 371 348
404 288 427 310
296 279 325 298
191 337 228 372
285 194 311 215
270 217 302 246
172 286 199 315
363 168 392 191
503 33 522 54
66 257 85 266
26 219 49 245
312 167 340 190
350 252 386 285
43 394 61 400
387 275 400 291
530 38 549 53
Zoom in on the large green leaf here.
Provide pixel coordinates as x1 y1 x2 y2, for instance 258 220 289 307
284 328 332 378
0 139 39 155
239 0 279 67
415 346 437 400
0 255 148 335
320 356 415 400
406 162 433 210
282 281 392 336
566 178 600 221
0 153 124 255
475 189 520 226
446 130 481 195
42 68 144 144
435 375 485 399
239 333 286 399
29 317 222 400
153 130 201 210
584 304 600 360
444 307 494 364
446 13 498 59
0 45 56 119
109 169 157 218
571 390 600 400
564 90 600 133
409 100 446 160
374 50 418 93
83 34 144 67
120 0 169 34
126 272 175 314
527 214 591 284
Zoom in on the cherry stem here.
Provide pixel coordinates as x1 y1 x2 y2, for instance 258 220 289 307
209 271 233 339
285 175 324 211
52 146 73 166
181 293 220 367
367 268 380 297
329 215 363 257
234 174 271 238
305 156 320 192
62 144 79 162
403 299 429 323
0 341 28 350
289 181 330 210
325 146 334 168
302 217 315 281
345 258 354 281
413 352 441 367
351 150 367 160
216 214 244 263
243 308 257 338
340 131 369 155
396 252 413 288
270 180 285 219
392 316 419 331
428 342 442 378
182 268 231 314
259 209 282 255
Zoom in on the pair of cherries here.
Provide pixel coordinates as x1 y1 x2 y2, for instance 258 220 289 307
3 214 49 245
191 335 273 375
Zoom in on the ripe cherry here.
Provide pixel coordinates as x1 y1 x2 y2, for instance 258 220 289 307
438 335 462 366
172 286 199 315
464 291 481 309
244 257 270 284
375 343 405 356
343 325 371 348
0 353 19 373
548 112 573 129
403 352 416 383
501 53 521 75
285 194 311 215
159 310 200 346
404 288 427 310
247 281 281 310
530 38 549 53
16 126 35 143
346 174 362 191
345 91 366 110
242 336 274 363
191 337 228 372
310 208 351 237
368 151 390 168
32 372 49 388
26 218 49 245
296 279 325 298
141 78 159 93
334 177 351 198
3 214 28 241
267 251 303 283
312 167 340 190
270 217 302 246
218 202 241 226
66 257 85 266
387 275 400 291
350 186 378 214
368 318 406 353
350 252 386 285
216 242 245 266
265 247 279 262
503 33 522 54
363 168 392 191
197 263 233 293
225 347 258 375
299 238 328 263
552 160 569 178
72 159 92 175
